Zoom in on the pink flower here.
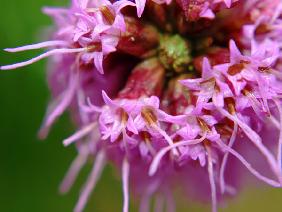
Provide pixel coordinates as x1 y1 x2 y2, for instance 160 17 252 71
2 1 282 212
1 0 136 74
176 0 239 21
135 0 172 17
180 57 233 112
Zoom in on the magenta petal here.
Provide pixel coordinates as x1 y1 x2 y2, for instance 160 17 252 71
135 0 146 17
93 52 104 74
229 40 243 63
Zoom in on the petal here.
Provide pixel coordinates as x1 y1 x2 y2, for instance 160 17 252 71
127 116 139 134
229 40 243 63
93 51 104 74
101 90 116 108
202 57 212 79
135 0 146 17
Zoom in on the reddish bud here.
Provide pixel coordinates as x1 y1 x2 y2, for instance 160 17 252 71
118 58 165 99
117 17 160 57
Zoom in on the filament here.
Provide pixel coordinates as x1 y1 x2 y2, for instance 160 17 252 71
149 134 206 176
122 158 130 212
4 40 68 52
1 48 86 70
219 123 238 194
63 123 97 146
74 151 106 212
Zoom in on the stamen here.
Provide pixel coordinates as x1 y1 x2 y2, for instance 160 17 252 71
63 123 97 146
122 158 130 212
206 146 217 212
225 97 236 115
139 192 152 212
79 97 102 113
77 90 90 124
141 107 158 125
199 77 215 85
60 146 89 193
152 125 179 156
85 8 99 13
39 72 79 138
216 140 281 187
274 99 282 174
149 135 206 176
0 48 86 70
146 141 157 156
242 89 267 116
165 189 175 212
255 23 272 35
215 124 233 137
219 123 238 194
86 43 102 52
197 117 211 132
100 6 115 25
74 151 106 212
269 115 280 129
258 66 271 73
141 107 178 155
4 40 68 52
154 195 164 212
86 6 115 25
227 63 245 76
140 131 156 155
217 106 282 184
119 108 129 124
140 131 151 143
225 185 237 195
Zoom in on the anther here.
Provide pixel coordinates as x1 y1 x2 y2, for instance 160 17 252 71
140 131 152 143
141 107 158 126
86 6 115 25
197 118 211 132
227 63 245 76
225 97 236 115
258 66 271 73
86 42 102 52
100 6 115 25
118 108 129 124
255 24 272 36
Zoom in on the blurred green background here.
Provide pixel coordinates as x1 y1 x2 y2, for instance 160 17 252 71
0 0 281 211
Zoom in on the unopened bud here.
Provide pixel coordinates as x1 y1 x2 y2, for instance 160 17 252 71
117 17 160 57
118 58 165 99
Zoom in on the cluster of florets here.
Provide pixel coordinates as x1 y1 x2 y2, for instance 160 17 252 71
2 0 282 212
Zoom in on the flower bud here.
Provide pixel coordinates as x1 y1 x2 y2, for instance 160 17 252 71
117 16 160 57
118 58 165 99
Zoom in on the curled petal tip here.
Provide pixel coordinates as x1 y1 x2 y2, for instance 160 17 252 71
101 90 115 107
4 48 14 52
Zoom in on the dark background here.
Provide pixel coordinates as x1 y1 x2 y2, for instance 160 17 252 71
0 0 281 211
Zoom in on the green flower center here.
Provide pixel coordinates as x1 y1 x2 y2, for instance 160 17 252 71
158 34 191 73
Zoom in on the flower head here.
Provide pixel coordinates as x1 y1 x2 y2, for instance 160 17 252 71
2 1 282 212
